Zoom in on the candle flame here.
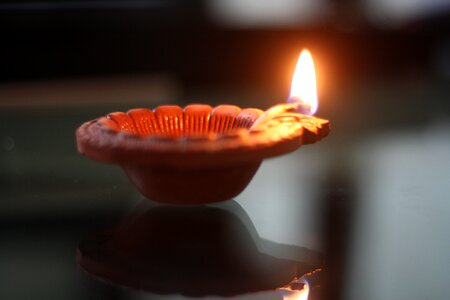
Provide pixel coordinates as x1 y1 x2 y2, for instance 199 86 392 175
288 49 318 115
278 276 310 300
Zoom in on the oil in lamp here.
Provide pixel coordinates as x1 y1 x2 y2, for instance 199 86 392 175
76 50 330 204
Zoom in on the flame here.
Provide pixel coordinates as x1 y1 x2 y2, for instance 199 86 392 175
288 49 318 115
278 276 310 300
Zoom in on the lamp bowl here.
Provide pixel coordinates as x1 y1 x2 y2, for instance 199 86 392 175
76 104 330 204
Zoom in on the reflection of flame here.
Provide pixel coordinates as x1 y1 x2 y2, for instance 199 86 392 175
278 276 310 300
288 49 318 115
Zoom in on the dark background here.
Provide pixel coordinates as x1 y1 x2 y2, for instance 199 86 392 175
1 0 449 91
0 1 449 299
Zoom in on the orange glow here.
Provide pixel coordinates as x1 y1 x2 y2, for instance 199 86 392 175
289 49 318 115
278 277 310 300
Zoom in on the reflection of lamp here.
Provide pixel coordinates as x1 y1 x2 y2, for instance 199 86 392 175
77 200 321 297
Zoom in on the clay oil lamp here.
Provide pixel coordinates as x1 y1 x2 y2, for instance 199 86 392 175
76 50 331 204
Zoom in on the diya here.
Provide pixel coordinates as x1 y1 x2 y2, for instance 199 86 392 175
76 50 331 204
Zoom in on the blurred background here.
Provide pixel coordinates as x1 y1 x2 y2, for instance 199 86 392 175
0 0 449 299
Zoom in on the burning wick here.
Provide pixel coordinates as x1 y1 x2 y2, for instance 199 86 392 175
277 275 310 300
251 49 318 130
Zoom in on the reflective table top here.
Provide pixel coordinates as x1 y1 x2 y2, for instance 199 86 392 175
1 78 449 300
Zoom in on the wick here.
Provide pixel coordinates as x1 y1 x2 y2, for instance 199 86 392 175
287 96 313 115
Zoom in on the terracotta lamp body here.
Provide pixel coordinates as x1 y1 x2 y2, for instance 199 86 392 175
76 104 330 204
